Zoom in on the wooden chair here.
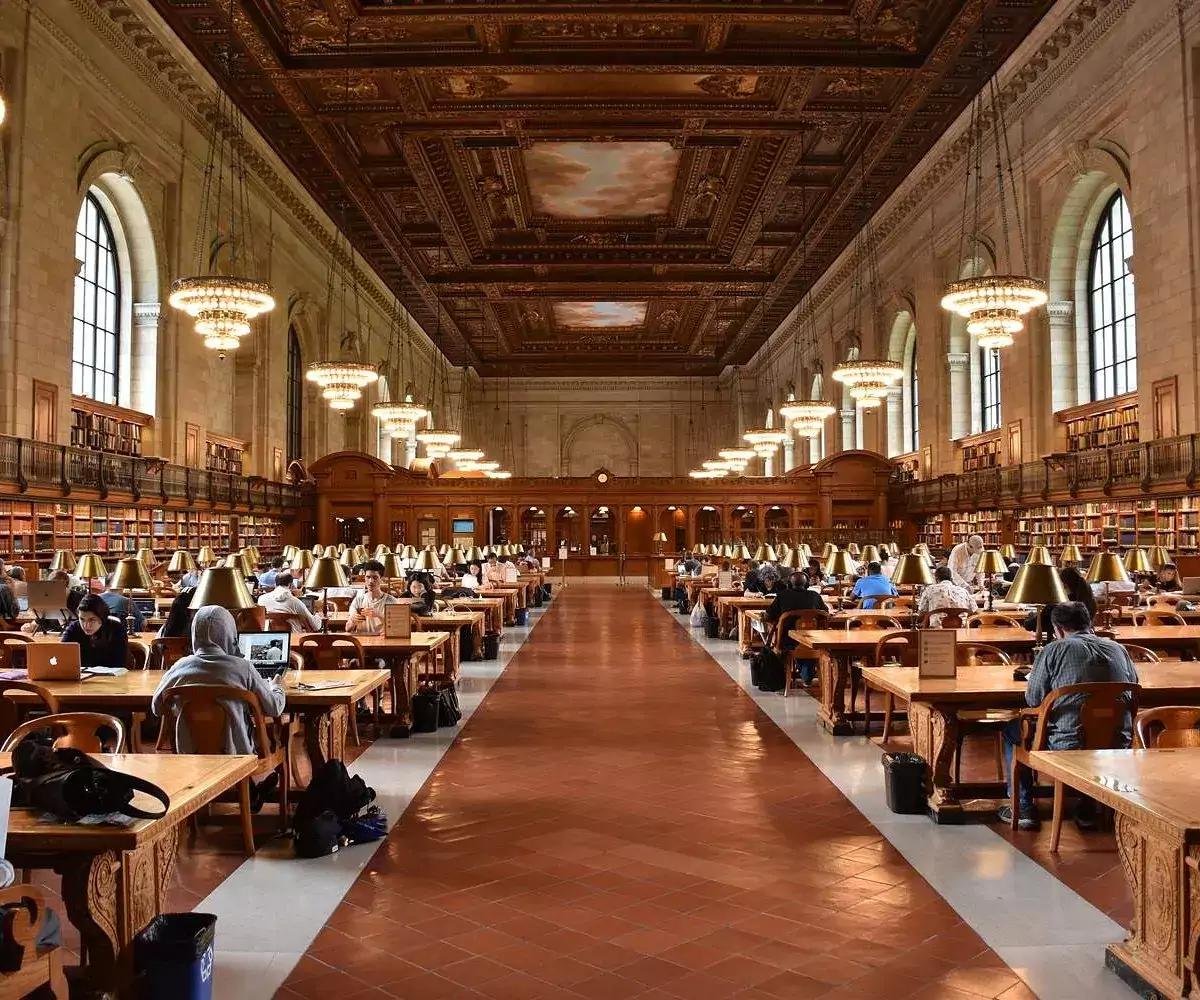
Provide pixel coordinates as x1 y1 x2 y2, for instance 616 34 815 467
842 613 901 630
954 645 1014 781
1121 644 1161 663
1 712 125 753
1135 706 1200 748
0 634 33 672
1010 681 1141 851
772 610 829 696
155 685 292 855
232 606 267 632
148 636 190 671
864 631 918 740
125 639 150 671
1132 609 1186 627
265 611 309 633
966 612 1023 629
919 608 972 629
0 683 59 743
1146 594 1185 608
0 885 69 998
957 643 1012 666
879 596 915 611
320 596 352 615
1110 592 1138 607
296 634 373 744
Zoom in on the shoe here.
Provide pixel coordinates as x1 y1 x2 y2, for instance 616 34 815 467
249 773 279 814
1074 805 1099 831
997 805 1041 830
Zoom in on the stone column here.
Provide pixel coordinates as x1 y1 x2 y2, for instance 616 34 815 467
782 434 795 473
840 408 856 453
885 384 904 457
946 353 971 442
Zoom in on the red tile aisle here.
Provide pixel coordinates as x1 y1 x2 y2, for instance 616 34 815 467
280 586 1030 999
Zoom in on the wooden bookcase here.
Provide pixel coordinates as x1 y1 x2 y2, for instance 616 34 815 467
1009 497 1200 556
960 431 1002 472
205 434 245 476
949 510 1001 548
69 397 150 457
918 515 946 551
1059 393 1139 452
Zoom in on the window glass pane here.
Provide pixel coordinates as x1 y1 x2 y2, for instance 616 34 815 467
1088 192 1136 401
71 192 122 405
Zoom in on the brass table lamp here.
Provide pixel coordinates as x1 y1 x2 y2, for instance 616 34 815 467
652 532 668 555
290 549 315 575
1000 544 1017 561
1146 545 1172 572
859 544 881 566
1007 563 1068 647
825 549 858 607
197 545 218 568
752 543 777 562
413 547 441 572
1085 551 1130 614
1026 545 1054 566
188 566 257 615
1123 547 1154 583
76 553 108 593
891 554 934 627
110 556 153 635
778 547 801 569
49 549 77 574
380 553 404 584
302 557 348 632
464 546 485 564
135 547 155 568
846 542 862 558
976 549 1008 612
1058 544 1083 568
167 550 197 575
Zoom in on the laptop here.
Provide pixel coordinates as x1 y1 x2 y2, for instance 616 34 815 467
236 631 291 680
26 580 68 614
27 642 82 681
132 597 158 618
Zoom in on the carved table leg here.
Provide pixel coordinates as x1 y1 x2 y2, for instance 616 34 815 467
57 825 180 998
817 653 853 735
908 703 962 821
303 704 348 768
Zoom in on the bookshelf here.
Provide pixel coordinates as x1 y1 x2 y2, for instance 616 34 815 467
1059 393 1139 452
0 500 285 569
960 431 1002 472
918 515 946 551
1011 496 1200 556
892 454 920 482
949 510 1001 547
205 434 245 476
70 397 150 457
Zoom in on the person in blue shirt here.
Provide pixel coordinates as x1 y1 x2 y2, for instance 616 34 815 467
99 579 144 631
851 561 897 609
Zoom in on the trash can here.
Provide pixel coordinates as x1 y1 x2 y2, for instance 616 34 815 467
704 615 721 639
882 752 927 815
482 634 500 659
134 913 216 1000
542 583 552 599
661 586 673 601
515 607 528 627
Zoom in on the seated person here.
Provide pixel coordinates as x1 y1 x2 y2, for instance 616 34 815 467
742 566 763 596
157 588 196 643
1003 561 1021 584
1000 601 1138 830
1156 562 1183 593
1029 567 1096 639
406 575 436 617
0 564 17 623
764 571 829 685
257 572 321 632
99 578 145 631
680 553 701 576
460 563 482 591
346 560 398 635
152 606 286 798
61 593 129 669
482 554 506 588
258 558 285 591
851 561 898 609
917 567 974 626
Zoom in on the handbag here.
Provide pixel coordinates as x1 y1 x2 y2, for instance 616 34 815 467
5 743 169 822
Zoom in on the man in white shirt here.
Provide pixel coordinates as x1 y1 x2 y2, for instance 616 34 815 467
948 534 985 590
346 561 398 636
483 554 507 588
257 572 321 632
918 567 976 626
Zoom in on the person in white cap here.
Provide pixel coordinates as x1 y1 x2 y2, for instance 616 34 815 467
948 534 985 590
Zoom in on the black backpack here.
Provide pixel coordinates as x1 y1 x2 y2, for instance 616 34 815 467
750 648 786 692
293 761 379 858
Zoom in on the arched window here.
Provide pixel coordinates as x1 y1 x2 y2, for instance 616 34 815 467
286 327 303 464
910 358 919 452
980 348 1001 432
72 193 122 405
1088 191 1136 399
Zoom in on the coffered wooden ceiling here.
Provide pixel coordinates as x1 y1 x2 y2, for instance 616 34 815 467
148 0 1053 376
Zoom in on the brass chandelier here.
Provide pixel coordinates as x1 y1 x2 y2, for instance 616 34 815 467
373 308 430 436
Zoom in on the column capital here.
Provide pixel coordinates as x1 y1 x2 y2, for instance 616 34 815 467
1046 300 1074 324
946 352 970 373
133 301 161 325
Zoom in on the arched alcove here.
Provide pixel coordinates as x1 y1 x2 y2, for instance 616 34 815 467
562 415 638 477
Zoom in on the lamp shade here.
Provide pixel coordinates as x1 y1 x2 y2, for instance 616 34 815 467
464 546 485 563
188 566 257 611
374 544 391 558
821 543 838 560
353 545 369 564
304 557 348 590
1006 563 1069 606
167 550 197 574
290 550 315 574
734 544 752 561
198 546 218 566
914 543 932 560
401 545 418 560
413 547 442 571
753 543 778 562
282 545 296 562
337 543 347 555
778 548 801 569
1085 552 1130 585
76 553 108 580
438 544 451 557
1147 545 1172 570
136 547 155 567
1059 544 1084 566
49 550 77 573
825 551 857 577
652 532 669 543
338 548 355 568
798 544 813 561
846 542 861 557
380 553 404 578
976 550 1008 576
859 545 881 565
891 554 934 586
447 547 467 566
1123 548 1154 574
1000 544 1017 561
1026 545 1054 566
110 556 153 592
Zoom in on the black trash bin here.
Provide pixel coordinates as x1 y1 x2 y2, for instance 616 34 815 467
542 583 552 599
882 752 927 815
134 913 216 1000
515 607 528 626
704 615 721 640
661 586 673 601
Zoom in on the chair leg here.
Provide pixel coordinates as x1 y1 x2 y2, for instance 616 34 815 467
863 684 872 736
278 761 291 834
1050 781 1065 853
783 659 792 698
954 732 964 784
1009 759 1022 831
849 664 860 715
238 777 256 856
993 732 1005 779
882 693 895 742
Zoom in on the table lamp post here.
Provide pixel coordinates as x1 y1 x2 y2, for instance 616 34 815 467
302 557 348 632
188 565 257 619
1085 551 1129 619
825 550 857 607
1007 562 1068 649
76 553 107 594
110 556 153 635
891 553 933 628
976 550 1008 612
1123 547 1154 589
49 550 77 575
1058 544 1083 569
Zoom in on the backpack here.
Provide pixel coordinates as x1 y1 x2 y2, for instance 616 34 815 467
750 648 786 692
293 761 383 858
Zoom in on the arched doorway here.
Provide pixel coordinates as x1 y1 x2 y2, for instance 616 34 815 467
554 506 582 557
657 506 687 553
731 505 757 543
765 505 790 543
520 507 547 551
588 506 614 555
489 506 512 545
696 506 721 546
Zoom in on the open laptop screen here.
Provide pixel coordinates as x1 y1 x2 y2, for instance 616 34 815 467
236 631 291 676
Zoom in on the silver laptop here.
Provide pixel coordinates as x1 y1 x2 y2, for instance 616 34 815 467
236 631 291 679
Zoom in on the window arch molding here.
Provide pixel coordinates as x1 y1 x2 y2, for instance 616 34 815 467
74 155 162 416
1045 146 1133 410
885 309 917 457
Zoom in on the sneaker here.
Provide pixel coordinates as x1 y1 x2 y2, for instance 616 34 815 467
997 805 1041 830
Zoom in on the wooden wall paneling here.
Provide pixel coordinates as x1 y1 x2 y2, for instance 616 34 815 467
32 381 57 443
1153 377 1179 439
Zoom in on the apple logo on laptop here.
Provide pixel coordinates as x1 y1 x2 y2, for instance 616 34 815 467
49 656 57 667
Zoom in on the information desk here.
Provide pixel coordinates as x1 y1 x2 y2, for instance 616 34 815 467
3 752 257 996
1027 748 1200 998
860 662 1200 822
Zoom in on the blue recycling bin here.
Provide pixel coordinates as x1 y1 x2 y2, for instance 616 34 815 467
134 913 216 1000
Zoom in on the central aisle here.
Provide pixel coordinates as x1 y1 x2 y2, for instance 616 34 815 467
283 586 1029 1000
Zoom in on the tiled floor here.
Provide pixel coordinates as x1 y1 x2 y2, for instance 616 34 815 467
283 585 1035 1000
